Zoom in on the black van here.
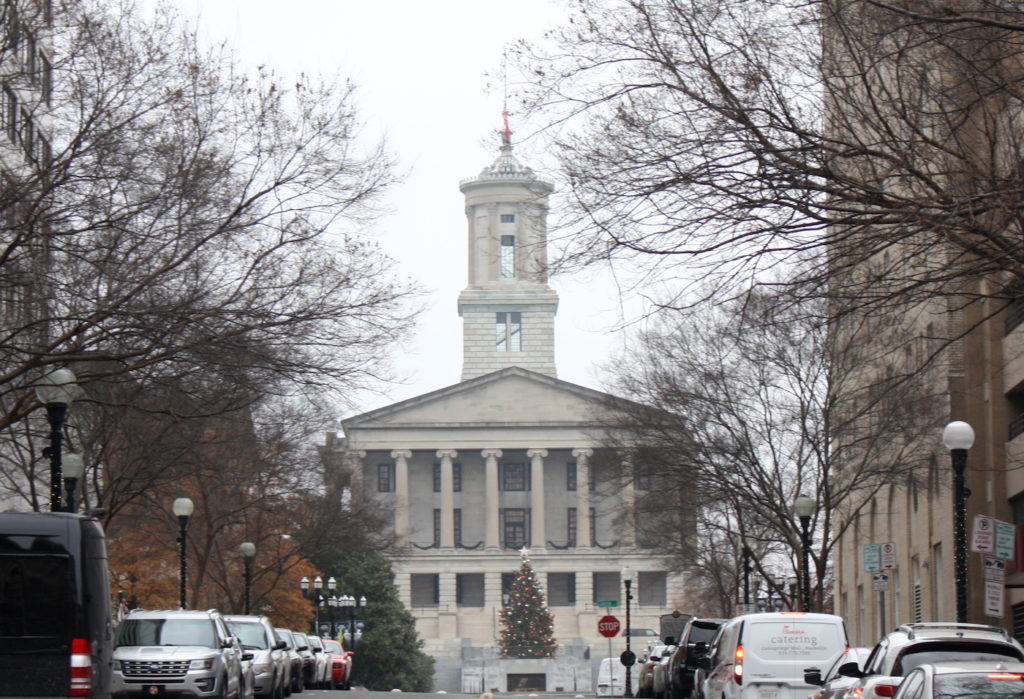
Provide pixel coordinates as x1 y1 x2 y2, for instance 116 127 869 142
0 512 112 698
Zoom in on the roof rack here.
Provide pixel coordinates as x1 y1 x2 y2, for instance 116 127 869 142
897 622 1012 641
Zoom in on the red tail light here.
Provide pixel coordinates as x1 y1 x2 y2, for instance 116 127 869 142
875 684 896 697
70 637 93 697
733 645 744 685
988 674 1023 680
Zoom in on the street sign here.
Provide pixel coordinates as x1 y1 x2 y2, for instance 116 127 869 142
984 556 1006 583
986 579 1005 618
881 542 897 569
598 615 621 638
972 515 994 552
864 543 881 572
873 572 889 591
996 520 1016 560
597 600 619 608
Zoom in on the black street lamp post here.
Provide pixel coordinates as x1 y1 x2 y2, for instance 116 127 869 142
301 575 340 636
943 420 975 623
35 368 81 512
339 594 366 648
172 497 193 609
622 566 635 698
793 495 816 612
240 542 256 614
742 538 753 607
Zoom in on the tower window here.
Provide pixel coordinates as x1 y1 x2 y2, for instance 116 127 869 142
495 311 522 352
500 214 515 223
500 235 515 278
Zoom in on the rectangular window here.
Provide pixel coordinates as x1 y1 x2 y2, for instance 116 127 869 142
500 214 515 223
568 508 576 546
547 572 576 606
593 572 620 603
454 508 462 546
377 463 393 492
566 462 576 491
638 571 667 606
500 234 515 278
501 572 517 605
495 312 522 352
502 508 529 549
501 462 528 491
433 509 441 546
410 573 439 607
456 573 485 607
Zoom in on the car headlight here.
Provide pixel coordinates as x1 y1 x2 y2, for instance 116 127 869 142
112 660 122 671
190 658 216 670
253 663 271 674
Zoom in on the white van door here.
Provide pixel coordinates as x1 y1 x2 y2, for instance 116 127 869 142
734 615 846 699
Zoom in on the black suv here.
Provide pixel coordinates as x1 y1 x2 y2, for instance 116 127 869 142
667 618 725 699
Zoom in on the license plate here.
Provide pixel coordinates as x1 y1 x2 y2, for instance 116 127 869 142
142 686 165 695
759 689 778 699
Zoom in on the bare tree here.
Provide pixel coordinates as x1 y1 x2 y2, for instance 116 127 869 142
597 287 939 610
515 0 1024 315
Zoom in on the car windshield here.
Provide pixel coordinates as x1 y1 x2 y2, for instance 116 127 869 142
895 644 1024 675
324 640 342 653
115 619 217 648
227 621 268 649
934 671 1024 697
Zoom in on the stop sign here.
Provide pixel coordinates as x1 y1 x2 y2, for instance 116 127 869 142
598 615 621 638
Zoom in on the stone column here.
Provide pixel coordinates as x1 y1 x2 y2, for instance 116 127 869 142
573 448 593 548
391 450 412 547
345 450 366 501
437 449 458 548
482 449 503 549
528 449 548 550
621 455 637 548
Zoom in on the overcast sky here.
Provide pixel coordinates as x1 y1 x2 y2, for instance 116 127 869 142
169 0 639 418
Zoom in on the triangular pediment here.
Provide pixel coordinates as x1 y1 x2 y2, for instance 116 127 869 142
343 367 627 430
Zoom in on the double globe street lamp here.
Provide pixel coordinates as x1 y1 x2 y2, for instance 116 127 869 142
34 368 83 512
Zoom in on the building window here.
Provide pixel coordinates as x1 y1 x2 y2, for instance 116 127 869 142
500 234 516 278
433 509 441 546
410 573 439 607
638 571 667 606
501 572 517 605
377 463 393 492
501 462 528 490
432 462 462 492
547 573 576 606
454 508 462 546
502 508 529 548
593 572 620 604
495 311 522 352
567 462 576 491
501 214 515 223
569 507 596 546
568 508 576 546
457 573 485 607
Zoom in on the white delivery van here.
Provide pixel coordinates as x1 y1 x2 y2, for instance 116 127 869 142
700 612 848 699
596 657 625 696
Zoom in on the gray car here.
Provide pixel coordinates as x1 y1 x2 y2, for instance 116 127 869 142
112 608 249 699
275 628 304 694
225 615 287 699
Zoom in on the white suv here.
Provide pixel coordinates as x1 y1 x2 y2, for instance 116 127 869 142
834 623 1024 699
112 608 249 698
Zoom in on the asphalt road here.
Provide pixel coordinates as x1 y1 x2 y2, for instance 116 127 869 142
303 690 592 699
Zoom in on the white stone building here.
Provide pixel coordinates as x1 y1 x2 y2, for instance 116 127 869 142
322 130 683 690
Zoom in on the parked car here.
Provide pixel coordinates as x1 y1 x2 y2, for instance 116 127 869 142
597 657 626 697
291 632 316 689
111 608 250 699
668 618 726 699
805 646 871 699
0 512 113 699
891 660 1024 699
700 612 848 699
826 622 1024 699
637 644 672 698
275 628 303 694
304 634 330 689
653 645 678 699
323 638 353 689
225 614 288 699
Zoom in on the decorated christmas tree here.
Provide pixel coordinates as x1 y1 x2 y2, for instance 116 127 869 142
499 547 557 658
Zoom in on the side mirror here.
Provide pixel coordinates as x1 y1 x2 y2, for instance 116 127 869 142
838 662 864 678
347 651 355 657
274 640 287 650
695 656 711 670
804 669 824 686
665 636 676 646
242 651 255 662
